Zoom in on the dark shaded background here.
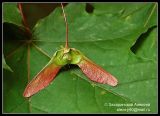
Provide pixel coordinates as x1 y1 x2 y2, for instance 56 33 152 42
22 3 93 29
22 3 64 29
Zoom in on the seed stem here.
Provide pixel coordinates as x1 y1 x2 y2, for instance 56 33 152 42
61 3 69 49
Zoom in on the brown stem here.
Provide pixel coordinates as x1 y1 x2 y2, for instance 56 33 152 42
27 44 30 83
61 3 69 49
18 3 31 35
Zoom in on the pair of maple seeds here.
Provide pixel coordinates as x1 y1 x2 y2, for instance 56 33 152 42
23 3 118 98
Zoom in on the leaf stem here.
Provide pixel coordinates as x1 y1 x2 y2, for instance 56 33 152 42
61 3 69 49
27 44 30 82
18 3 31 35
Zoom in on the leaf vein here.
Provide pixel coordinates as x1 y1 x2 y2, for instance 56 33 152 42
94 87 102 112
32 43 51 59
144 3 157 27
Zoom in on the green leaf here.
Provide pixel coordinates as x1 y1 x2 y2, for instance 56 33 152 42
92 3 145 15
131 27 157 61
3 3 23 27
3 54 13 72
3 3 157 113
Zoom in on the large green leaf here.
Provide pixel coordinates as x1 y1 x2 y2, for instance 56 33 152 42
3 3 23 26
3 3 157 113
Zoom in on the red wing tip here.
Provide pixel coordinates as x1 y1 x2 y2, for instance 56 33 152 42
108 79 118 86
23 91 31 98
110 81 118 86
